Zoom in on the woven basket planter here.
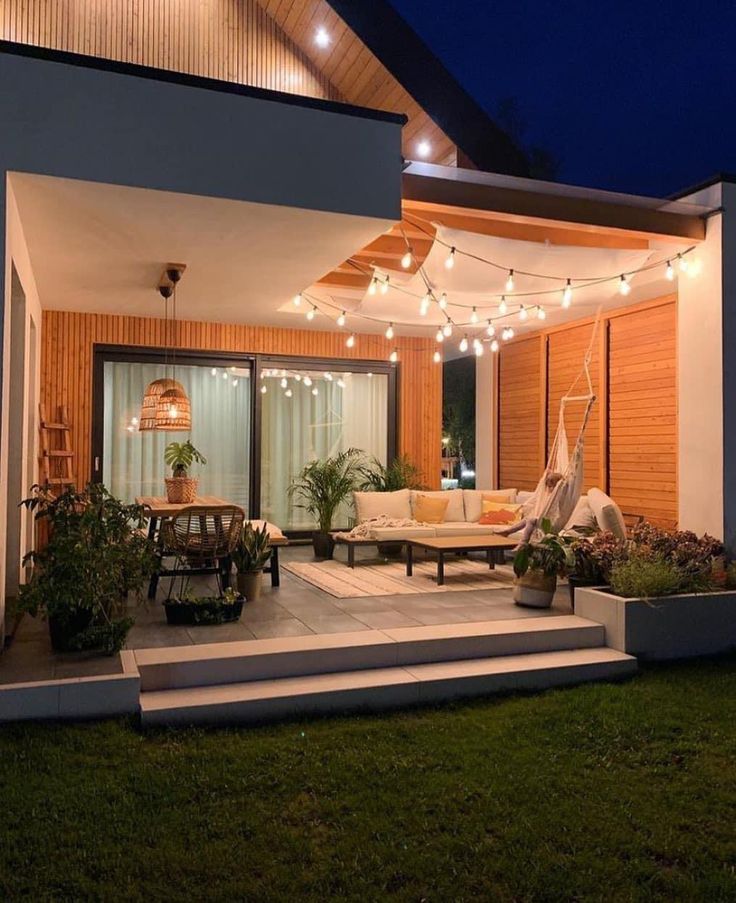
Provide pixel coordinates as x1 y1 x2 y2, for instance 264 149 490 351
164 476 198 504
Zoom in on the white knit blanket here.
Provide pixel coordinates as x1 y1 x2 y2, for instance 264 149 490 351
334 516 423 540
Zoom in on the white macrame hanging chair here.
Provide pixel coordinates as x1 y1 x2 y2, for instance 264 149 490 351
509 311 601 543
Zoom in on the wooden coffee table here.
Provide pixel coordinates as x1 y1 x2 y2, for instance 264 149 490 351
406 535 518 586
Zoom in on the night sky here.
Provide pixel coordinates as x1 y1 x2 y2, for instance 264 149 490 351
391 0 736 198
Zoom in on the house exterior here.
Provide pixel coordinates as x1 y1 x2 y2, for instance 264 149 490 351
1 0 735 663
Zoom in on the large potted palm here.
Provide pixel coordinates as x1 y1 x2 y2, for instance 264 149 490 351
288 448 364 559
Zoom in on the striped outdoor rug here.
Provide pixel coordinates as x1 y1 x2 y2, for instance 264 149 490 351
282 558 517 598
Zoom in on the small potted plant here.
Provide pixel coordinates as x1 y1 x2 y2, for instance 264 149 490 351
512 518 574 608
163 440 206 504
164 586 244 626
288 448 364 559
231 523 272 601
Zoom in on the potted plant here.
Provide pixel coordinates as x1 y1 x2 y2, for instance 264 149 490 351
288 448 364 559
164 587 244 626
512 518 574 608
19 484 156 654
231 523 272 601
359 454 425 557
163 440 206 504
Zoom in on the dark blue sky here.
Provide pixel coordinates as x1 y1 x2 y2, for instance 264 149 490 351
391 0 736 197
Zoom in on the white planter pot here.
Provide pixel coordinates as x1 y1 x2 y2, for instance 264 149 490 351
574 586 736 661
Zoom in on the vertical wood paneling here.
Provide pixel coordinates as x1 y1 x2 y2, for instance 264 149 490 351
40 310 442 492
608 302 677 527
498 335 543 491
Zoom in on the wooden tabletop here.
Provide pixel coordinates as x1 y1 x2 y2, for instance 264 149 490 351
407 535 518 552
136 495 235 517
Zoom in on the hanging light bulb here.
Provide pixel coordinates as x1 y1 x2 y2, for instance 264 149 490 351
459 335 469 353
346 333 355 348
280 377 288 389
420 293 430 316
336 378 346 389
232 378 239 387
507 327 515 339
433 350 442 363
562 279 573 308
260 384 267 395
491 339 500 353
443 320 453 338
324 372 333 381
211 368 217 376
380 276 390 295
506 269 515 292
337 311 346 327
499 296 508 315
619 274 631 295
665 260 674 281
389 349 398 363
678 253 689 272
470 306 479 324
519 305 528 322
474 340 484 357
486 321 496 337
285 389 293 398
401 248 413 269
537 307 547 321
312 387 319 396
445 247 456 269
385 322 394 340
292 292 302 307
306 306 316 320
368 277 378 296
223 372 229 380
435 329 444 343
303 376 312 387
295 374 302 382
439 292 448 310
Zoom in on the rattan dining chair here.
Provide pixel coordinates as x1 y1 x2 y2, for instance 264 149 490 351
151 504 245 600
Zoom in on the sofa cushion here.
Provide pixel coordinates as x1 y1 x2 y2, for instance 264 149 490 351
463 488 517 522
587 487 626 539
370 526 436 541
353 489 411 523
517 490 534 504
433 522 522 537
563 495 596 532
411 489 465 522
414 494 449 524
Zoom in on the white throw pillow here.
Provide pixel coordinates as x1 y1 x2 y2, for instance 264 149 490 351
353 489 412 523
563 495 596 532
587 487 626 539
410 489 465 523
463 488 518 522
517 490 534 504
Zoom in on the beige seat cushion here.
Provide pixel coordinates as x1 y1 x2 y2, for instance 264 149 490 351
370 526 437 541
563 495 596 532
463 488 518 522
432 522 519 538
353 489 411 523
587 487 626 539
411 489 465 522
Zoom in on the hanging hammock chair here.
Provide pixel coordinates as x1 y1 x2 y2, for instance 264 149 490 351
500 312 600 544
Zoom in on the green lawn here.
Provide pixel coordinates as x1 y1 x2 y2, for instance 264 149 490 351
1 658 735 902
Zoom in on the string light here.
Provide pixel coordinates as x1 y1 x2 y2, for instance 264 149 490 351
505 269 515 291
490 339 500 352
306 306 316 321
401 248 413 269
474 339 484 357
280 377 288 388
285 388 293 398
303 376 312 387
519 305 528 322
499 296 508 315
665 261 674 281
223 372 229 380
211 367 217 376
435 329 444 343
537 306 547 321
337 311 346 327
433 350 442 363
312 387 319 396
325 372 333 381
459 335 469 353
562 279 573 308
260 384 267 394
385 322 395 340
389 349 398 363
346 333 355 348
678 253 689 272
420 293 430 316
380 276 390 295
314 26 330 47
292 293 302 307
442 320 453 338
619 274 631 296
439 292 448 310
470 306 479 324
445 247 456 270
486 321 496 337
337 378 346 389
295 374 302 382
232 378 238 387
368 277 378 296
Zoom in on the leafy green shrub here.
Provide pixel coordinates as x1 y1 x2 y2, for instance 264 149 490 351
610 556 683 599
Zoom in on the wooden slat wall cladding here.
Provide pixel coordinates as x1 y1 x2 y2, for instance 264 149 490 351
497 296 678 527
547 323 600 492
0 0 457 165
498 335 543 491
40 310 442 490
608 302 677 527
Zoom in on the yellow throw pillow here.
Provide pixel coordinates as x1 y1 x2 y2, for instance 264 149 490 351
482 490 516 505
414 494 450 524
481 500 523 517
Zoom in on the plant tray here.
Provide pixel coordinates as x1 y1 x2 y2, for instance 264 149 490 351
164 597 244 626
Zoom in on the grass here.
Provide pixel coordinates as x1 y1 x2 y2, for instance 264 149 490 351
1 658 736 902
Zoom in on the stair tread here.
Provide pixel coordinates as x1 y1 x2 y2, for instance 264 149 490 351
140 647 635 713
134 616 603 669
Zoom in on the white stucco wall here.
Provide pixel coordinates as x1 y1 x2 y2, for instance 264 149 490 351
475 351 497 489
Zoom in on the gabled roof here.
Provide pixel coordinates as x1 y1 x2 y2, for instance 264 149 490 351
326 0 529 175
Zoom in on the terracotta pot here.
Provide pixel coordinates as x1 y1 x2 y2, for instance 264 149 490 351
165 476 198 504
236 570 263 602
312 531 335 560
513 571 557 608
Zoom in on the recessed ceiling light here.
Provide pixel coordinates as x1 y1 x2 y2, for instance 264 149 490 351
315 27 330 48
416 140 431 158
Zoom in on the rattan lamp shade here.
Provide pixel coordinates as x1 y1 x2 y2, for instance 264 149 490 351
155 385 192 431
139 378 183 431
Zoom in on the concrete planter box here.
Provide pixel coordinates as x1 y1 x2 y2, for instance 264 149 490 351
575 586 736 661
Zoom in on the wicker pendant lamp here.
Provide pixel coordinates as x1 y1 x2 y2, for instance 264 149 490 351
139 265 192 431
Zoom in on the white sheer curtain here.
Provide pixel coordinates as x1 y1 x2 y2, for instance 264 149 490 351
103 362 251 508
260 372 388 530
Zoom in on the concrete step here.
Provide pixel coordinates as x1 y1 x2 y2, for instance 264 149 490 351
135 616 606 691
140 647 637 726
